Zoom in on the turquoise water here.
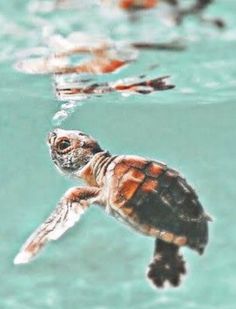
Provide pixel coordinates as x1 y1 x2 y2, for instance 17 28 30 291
1 1 236 308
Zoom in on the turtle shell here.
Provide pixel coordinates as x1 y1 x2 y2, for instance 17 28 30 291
107 155 209 254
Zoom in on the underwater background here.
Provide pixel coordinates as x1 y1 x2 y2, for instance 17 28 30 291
0 0 236 308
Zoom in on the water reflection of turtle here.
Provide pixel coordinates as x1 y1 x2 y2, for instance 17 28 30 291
118 0 225 28
15 129 211 288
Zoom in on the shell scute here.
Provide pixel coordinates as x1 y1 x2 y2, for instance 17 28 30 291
160 231 175 243
173 236 187 246
159 189 174 207
177 196 203 221
176 176 196 196
157 170 177 189
141 178 158 193
122 155 148 169
113 162 130 179
120 179 141 201
169 179 187 205
146 162 166 178
111 166 145 207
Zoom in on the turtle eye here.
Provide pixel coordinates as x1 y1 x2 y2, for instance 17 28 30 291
57 139 71 152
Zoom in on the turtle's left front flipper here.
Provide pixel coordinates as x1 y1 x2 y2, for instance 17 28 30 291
14 187 100 265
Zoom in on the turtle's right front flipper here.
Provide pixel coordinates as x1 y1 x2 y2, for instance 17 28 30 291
14 187 100 265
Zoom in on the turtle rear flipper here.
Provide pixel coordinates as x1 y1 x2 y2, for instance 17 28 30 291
147 239 186 288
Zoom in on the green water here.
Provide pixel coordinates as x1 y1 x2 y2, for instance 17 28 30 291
0 1 236 308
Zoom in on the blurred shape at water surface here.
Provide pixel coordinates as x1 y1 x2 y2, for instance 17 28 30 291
55 75 174 99
14 32 138 74
118 0 158 10
26 0 225 28
52 74 174 125
13 31 177 125
15 53 132 75
102 0 225 28
14 31 185 75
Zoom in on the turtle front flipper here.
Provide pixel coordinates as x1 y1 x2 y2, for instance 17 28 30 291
147 239 186 288
14 187 101 264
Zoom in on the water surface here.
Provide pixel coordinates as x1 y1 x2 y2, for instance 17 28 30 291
0 1 236 308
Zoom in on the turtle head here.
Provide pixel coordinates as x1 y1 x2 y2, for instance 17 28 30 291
48 128 103 176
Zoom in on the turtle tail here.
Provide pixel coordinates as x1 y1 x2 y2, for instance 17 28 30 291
147 239 186 288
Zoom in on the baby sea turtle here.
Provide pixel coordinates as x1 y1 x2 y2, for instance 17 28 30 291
14 129 211 288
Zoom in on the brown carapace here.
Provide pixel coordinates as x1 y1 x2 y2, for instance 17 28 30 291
14 129 211 289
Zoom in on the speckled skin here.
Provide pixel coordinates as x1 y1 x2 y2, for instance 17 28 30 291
15 129 211 288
